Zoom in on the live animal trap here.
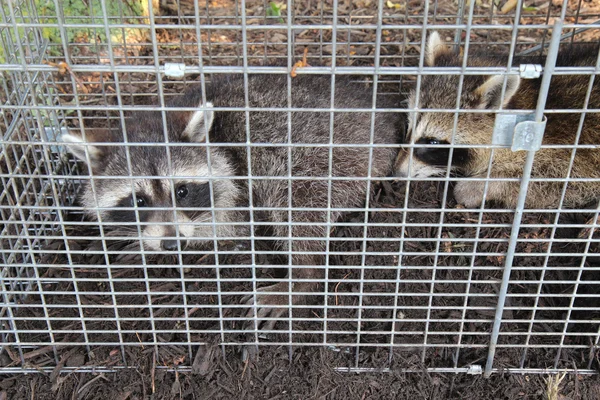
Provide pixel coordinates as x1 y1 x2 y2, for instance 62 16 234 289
1 0 600 377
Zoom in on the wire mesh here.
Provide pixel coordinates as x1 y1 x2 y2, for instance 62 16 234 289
1 0 600 376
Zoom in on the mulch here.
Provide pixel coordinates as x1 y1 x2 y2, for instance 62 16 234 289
3 0 600 398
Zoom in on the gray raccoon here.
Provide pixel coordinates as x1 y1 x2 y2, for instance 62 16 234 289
62 74 404 323
395 32 600 209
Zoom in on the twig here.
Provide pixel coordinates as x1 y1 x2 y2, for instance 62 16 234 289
241 358 249 380
23 344 65 361
3 346 18 363
578 215 600 239
135 332 145 350
77 373 108 395
43 60 89 94
290 48 310 78
151 351 156 394
334 273 351 306
135 368 147 399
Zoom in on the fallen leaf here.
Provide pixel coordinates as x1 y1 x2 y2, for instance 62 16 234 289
501 0 518 13
386 1 404 10
269 32 287 43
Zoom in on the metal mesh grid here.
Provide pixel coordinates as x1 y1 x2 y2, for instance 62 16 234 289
1 0 600 376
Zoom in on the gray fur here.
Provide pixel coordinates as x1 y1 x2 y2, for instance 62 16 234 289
64 74 405 321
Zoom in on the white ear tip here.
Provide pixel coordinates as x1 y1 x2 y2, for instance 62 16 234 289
183 101 215 139
426 31 446 66
428 31 440 45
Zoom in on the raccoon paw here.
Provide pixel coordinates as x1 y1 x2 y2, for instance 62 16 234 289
241 282 292 331
454 181 485 208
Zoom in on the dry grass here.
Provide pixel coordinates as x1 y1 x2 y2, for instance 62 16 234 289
545 372 567 400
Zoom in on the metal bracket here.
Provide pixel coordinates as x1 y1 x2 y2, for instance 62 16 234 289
45 126 69 153
492 113 547 152
519 64 543 79
164 62 186 78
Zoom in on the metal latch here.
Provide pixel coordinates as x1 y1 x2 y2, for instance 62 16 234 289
492 113 547 152
519 64 542 79
164 62 186 78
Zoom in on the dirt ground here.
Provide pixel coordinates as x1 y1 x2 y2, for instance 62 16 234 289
3 0 600 398
2 346 600 400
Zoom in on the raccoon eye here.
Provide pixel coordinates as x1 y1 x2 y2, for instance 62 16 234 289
131 196 147 208
427 138 440 145
176 185 188 199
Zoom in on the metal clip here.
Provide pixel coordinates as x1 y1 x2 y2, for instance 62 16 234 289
492 113 547 152
519 64 543 79
164 62 186 78
467 364 483 375
48 126 69 153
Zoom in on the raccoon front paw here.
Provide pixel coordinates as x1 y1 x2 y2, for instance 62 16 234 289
241 281 292 331
454 181 486 208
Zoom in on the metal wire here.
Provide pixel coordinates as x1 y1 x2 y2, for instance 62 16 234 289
1 0 600 376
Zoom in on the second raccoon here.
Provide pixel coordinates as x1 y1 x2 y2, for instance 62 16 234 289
395 32 600 209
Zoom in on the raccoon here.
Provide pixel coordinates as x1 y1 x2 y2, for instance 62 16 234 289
62 74 404 325
394 31 600 209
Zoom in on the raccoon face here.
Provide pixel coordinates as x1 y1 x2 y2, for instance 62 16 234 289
62 101 240 251
395 31 521 179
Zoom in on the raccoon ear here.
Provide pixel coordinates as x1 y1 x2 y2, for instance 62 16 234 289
60 128 115 170
426 31 451 66
475 75 521 109
182 102 214 143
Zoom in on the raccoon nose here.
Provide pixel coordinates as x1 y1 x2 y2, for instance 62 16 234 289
161 239 187 251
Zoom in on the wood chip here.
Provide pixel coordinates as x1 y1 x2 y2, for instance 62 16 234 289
192 344 217 376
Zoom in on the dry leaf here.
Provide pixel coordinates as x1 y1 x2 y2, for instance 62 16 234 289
386 1 404 10
501 0 518 13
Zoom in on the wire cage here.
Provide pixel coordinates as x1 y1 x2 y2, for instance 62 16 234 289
1 0 600 377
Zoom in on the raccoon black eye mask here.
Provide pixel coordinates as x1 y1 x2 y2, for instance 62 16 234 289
414 137 470 168
175 182 212 209
104 182 213 224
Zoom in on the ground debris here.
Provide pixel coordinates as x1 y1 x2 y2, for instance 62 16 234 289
5 346 592 400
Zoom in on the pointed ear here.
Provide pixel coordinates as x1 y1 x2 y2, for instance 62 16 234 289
182 101 214 143
426 31 451 66
60 128 117 171
474 75 521 109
